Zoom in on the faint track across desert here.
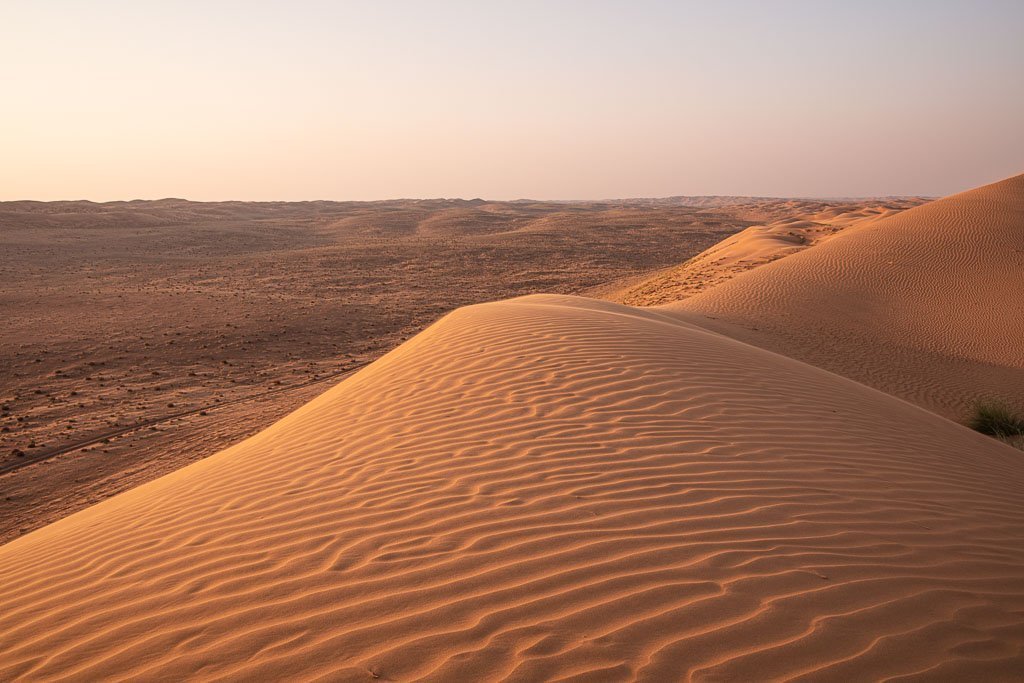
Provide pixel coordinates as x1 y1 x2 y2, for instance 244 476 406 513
0 361 371 477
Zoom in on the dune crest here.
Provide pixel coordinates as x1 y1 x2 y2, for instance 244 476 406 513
2 295 1023 681
611 202 917 305
663 173 1024 418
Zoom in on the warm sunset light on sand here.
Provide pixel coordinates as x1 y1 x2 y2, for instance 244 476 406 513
1 1 1022 681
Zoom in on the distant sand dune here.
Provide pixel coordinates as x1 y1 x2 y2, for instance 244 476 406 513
610 202 913 305
2 295 1022 681
661 174 1024 419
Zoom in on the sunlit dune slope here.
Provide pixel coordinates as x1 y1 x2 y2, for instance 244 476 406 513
2 295 1023 681
612 203 911 305
669 174 1024 418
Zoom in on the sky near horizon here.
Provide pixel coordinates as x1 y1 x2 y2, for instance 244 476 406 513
2 1 1022 201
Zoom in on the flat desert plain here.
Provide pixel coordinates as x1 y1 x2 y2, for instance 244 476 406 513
2 178 1023 681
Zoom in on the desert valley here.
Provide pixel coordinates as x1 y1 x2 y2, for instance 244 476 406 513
0 174 1022 680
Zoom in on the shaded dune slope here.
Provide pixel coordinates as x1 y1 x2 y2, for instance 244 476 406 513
670 174 1024 418
1 295 1023 681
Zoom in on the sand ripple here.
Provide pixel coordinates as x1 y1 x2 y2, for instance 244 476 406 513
1 295 1022 681
670 173 1024 419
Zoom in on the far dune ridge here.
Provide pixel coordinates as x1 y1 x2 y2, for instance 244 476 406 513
1 295 1023 680
657 173 1024 419
610 201 922 305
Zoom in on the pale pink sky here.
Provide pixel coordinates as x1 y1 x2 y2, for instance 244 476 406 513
2 1 1022 200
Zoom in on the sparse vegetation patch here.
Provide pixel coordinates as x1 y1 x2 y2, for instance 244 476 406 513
968 400 1024 448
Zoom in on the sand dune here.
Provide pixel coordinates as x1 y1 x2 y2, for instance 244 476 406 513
0 197 745 543
2 295 1023 681
662 174 1024 419
611 202 917 305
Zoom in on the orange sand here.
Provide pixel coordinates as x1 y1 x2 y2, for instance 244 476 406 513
1 294 1022 680
667 173 1024 419
0 177 1022 680
613 201 918 304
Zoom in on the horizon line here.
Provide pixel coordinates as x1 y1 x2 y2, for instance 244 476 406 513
0 193 941 206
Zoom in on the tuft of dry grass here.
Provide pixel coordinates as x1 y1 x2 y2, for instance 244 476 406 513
968 400 1024 449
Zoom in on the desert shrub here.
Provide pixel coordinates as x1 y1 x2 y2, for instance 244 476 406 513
968 400 1024 448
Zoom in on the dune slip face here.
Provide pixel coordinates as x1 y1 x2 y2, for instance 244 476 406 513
1 295 1023 681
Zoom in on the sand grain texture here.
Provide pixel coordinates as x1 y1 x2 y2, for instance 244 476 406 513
1 295 1023 681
